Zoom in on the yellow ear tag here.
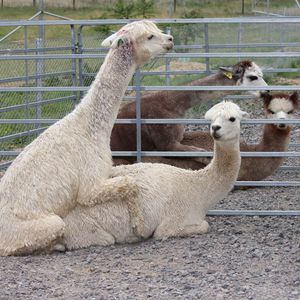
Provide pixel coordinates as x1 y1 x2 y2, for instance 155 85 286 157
223 71 233 79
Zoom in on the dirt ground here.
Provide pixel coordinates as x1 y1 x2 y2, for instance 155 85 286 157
0 69 299 299
0 188 299 299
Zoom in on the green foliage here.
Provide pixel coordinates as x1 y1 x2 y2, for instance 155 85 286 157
113 0 136 19
182 9 204 18
111 0 154 19
135 0 154 18
92 13 114 35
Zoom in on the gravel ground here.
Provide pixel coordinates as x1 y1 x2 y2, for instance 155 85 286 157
0 97 299 299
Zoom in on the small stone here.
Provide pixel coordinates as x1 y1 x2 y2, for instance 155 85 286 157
216 293 224 300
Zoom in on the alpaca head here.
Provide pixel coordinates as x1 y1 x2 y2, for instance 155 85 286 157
205 101 249 143
261 91 299 129
102 20 173 66
219 61 268 95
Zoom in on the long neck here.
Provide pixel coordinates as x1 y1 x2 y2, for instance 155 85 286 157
75 43 137 140
194 139 241 213
162 72 237 115
257 124 291 152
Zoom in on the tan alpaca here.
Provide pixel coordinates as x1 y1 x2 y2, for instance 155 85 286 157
143 92 299 183
111 60 267 165
61 101 248 250
0 20 173 256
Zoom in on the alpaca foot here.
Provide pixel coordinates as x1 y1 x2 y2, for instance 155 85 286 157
188 146 207 152
154 220 209 241
185 146 211 165
193 157 211 165
52 243 66 253
97 176 139 203
77 176 139 207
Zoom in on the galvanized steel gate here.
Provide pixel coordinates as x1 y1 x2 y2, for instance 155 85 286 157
0 18 299 216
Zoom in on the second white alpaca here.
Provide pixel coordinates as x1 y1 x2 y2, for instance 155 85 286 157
62 101 248 250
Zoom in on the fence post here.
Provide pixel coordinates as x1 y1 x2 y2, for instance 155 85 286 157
165 27 171 86
204 23 210 75
70 24 78 104
134 69 142 163
35 0 45 130
237 22 242 62
24 25 31 143
35 38 43 128
77 25 84 100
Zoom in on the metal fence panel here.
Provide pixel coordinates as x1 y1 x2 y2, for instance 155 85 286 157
0 18 300 216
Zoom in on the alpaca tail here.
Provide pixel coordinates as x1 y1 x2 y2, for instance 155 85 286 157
0 213 65 256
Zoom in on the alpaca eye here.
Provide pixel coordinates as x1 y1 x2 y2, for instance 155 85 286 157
268 110 275 114
248 75 258 81
288 110 293 114
229 117 236 122
148 35 154 40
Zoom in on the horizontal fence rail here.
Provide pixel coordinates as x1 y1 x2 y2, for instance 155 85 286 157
1 118 300 125
1 150 299 158
0 85 299 92
1 52 300 60
1 17 300 217
1 17 300 26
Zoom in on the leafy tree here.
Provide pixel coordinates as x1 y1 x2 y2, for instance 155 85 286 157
135 0 154 18
113 0 136 19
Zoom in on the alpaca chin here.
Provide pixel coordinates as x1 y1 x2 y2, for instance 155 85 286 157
277 123 288 130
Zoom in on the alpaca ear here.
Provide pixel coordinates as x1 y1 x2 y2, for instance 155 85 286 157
101 32 118 47
240 110 250 119
219 66 233 79
101 30 129 49
260 91 272 107
290 92 299 108
204 107 214 121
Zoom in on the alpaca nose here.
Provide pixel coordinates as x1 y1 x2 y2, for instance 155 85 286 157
212 125 221 132
168 36 173 42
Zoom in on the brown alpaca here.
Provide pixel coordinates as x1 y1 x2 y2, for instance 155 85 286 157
111 61 268 164
139 92 299 182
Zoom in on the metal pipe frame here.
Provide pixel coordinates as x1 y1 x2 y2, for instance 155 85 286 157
1 18 300 27
0 86 299 92
1 52 300 60
1 17 300 216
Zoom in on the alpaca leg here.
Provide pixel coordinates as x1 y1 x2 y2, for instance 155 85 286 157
153 220 209 241
168 142 211 164
0 214 65 256
167 142 207 153
193 156 211 165
90 176 143 236
77 176 139 207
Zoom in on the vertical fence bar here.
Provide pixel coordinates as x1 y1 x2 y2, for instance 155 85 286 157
134 69 142 163
35 1 45 129
237 22 242 62
165 27 171 86
35 38 43 128
77 25 84 100
24 25 31 144
70 24 78 104
204 23 210 75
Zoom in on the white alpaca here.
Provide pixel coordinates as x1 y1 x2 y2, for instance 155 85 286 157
62 101 249 250
0 20 174 256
